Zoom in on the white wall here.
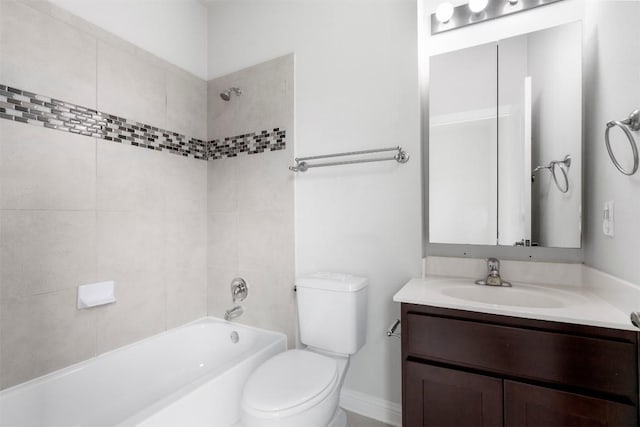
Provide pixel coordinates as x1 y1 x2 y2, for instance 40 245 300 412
583 0 640 286
207 0 422 408
47 0 208 79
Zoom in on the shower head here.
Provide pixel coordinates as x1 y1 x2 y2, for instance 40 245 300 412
220 87 242 101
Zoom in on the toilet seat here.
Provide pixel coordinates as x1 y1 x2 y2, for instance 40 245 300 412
242 350 339 417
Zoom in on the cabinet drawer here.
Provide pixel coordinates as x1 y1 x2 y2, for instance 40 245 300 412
407 313 637 400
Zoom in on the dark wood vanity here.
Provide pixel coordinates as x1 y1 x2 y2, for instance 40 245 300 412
401 303 639 426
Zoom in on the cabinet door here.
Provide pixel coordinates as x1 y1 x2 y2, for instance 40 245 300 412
404 361 503 427
504 381 638 427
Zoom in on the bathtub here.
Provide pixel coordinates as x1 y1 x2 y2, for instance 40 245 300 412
0 317 286 427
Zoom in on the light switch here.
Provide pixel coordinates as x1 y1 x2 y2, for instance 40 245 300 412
603 201 614 237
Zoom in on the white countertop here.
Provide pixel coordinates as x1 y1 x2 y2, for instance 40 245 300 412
393 276 638 331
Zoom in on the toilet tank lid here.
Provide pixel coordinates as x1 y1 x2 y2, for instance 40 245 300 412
296 272 368 292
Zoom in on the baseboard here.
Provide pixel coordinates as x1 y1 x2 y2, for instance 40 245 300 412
340 388 402 426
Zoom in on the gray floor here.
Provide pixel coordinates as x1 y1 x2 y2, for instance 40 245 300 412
345 410 393 427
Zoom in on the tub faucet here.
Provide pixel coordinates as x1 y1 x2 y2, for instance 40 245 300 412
224 305 243 321
475 258 512 287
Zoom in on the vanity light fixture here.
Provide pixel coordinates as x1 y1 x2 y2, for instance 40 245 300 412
431 0 564 35
435 2 454 23
468 0 489 13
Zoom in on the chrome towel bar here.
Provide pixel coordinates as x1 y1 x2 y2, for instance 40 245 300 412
289 146 409 173
605 109 639 176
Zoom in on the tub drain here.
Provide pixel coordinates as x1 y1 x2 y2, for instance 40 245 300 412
230 331 239 343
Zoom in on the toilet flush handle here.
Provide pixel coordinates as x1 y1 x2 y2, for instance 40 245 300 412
386 319 401 338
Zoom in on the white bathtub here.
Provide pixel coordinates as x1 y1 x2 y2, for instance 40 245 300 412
0 317 286 427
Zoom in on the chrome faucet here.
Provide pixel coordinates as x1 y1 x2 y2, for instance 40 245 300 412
224 305 243 321
230 278 248 303
224 278 248 321
475 258 512 287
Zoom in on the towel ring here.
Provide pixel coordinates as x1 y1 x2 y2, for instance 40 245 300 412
532 154 571 193
550 156 570 194
605 110 639 176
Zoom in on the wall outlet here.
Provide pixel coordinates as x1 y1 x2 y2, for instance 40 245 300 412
603 201 614 237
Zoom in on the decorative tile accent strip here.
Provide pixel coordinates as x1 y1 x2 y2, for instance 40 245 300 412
0 84 207 160
0 84 288 161
208 129 287 160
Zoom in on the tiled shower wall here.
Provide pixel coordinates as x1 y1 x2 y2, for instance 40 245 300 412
0 0 208 389
206 55 295 345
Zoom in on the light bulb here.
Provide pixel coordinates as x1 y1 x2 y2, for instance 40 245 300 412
469 0 489 13
435 2 454 23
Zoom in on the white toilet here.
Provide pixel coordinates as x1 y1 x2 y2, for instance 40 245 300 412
240 273 368 427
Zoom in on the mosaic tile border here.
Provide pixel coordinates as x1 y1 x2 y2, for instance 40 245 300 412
0 84 287 161
208 129 286 160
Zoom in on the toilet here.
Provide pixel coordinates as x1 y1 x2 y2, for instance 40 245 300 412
240 273 368 427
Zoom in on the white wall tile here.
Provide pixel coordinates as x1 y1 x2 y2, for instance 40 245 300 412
206 53 295 345
206 264 239 319
96 142 166 212
0 0 211 391
166 69 207 140
95 281 165 355
166 270 206 329
207 213 238 269
0 0 97 107
164 209 207 328
97 40 166 129
0 120 96 210
237 209 294 273
164 210 206 273
163 155 207 214
207 158 238 213
231 267 295 347
0 210 97 299
207 54 294 140
0 289 97 389
236 149 294 212
96 210 165 284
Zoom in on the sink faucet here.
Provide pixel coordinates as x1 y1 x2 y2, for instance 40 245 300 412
475 258 512 287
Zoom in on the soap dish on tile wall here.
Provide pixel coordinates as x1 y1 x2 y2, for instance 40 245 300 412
77 281 116 309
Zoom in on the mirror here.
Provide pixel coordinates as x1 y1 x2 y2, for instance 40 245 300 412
429 21 582 248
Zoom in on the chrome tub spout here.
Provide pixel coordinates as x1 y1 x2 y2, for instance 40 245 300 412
224 305 243 321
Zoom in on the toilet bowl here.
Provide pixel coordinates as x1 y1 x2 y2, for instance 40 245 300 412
241 349 349 427
240 273 368 427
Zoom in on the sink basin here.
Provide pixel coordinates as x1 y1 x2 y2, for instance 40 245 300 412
441 285 565 308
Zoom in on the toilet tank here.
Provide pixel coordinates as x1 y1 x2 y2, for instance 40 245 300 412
296 273 368 355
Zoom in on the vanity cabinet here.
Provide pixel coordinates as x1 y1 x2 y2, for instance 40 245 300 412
401 303 639 427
